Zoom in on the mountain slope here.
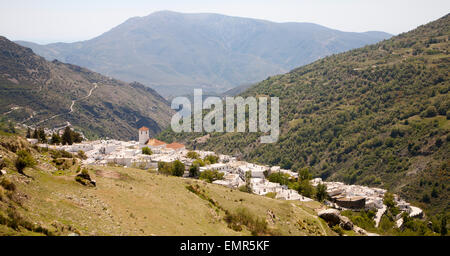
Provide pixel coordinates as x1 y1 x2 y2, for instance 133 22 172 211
159 14 450 214
0 36 173 140
17 11 391 97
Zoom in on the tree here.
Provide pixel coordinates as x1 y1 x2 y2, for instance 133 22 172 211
383 192 396 209
193 159 205 167
51 133 61 145
157 162 173 175
142 147 153 155
298 167 312 181
189 164 200 177
72 131 83 143
298 179 314 198
316 183 328 202
204 154 219 164
62 127 73 145
172 160 185 177
186 151 199 159
32 129 39 139
441 216 447 236
267 172 291 186
38 128 46 143
15 150 36 174
199 169 224 183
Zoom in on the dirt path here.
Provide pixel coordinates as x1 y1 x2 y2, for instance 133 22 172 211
35 83 97 125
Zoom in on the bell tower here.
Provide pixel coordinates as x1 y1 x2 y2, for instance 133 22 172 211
139 126 149 145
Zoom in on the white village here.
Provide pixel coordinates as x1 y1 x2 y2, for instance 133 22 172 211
27 126 423 231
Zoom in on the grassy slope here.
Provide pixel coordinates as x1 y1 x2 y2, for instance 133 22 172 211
0 136 332 236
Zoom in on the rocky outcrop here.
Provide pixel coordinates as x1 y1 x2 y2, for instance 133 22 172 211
318 209 353 231
75 170 96 187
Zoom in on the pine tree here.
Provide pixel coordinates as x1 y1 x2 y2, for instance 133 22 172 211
62 127 73 145
38 128 46 143
51 133 61 145
32 128 39 139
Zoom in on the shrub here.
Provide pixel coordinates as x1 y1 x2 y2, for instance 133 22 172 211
0 177 16 191
199 169 224 183
77 150 87 159
186 151 199 159
172 160 185 177
420 106 437 118
204 154 219 164
142 147 152 155
189 164 200 177
265 192 277 199
332 225 344 236
267 172 291 186
15 150 36 173
315 183 328 202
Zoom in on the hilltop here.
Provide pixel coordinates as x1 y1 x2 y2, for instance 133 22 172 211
158 14 450 215
17 11 391 97
0 37 173 140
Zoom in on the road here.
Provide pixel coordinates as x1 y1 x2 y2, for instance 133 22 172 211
35 83 98 125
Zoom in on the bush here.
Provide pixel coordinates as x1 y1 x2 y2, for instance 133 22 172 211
199 169 224 183
189 164 200 177
315 183 328 202
224 208 271 236
142 147 152 155
331 225 344 236
15 150 36 173
77 150 87 160
297 179 314 198
204 154 219 164
172 160 185 177
267 172 291 186
265 192 277 199
420 106 437 118
0 177 16 191
186 151 199 159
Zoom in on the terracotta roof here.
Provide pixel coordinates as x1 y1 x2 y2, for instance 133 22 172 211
166 142 185 150
139 126 149 131
146 138 166 146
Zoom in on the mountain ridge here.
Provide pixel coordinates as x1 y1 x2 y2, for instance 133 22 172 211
16 10 392 97
0 36 173 140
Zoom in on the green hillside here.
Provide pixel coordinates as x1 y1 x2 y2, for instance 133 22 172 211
0 36 173 140
0 134 331 236
158 14 450 215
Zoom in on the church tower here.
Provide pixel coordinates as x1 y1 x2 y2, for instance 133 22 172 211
139 126 149 145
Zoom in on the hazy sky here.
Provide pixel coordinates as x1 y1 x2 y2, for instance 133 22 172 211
1 0 449 44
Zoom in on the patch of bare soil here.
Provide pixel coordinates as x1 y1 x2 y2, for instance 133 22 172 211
95 169 121 179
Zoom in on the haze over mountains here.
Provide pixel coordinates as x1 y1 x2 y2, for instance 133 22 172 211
17 10 392 97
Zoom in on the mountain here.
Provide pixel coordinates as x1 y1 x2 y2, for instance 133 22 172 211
16 11 391 97
158 14 450 215
0 36 173 140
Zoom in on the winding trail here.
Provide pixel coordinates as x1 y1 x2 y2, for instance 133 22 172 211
35 83 97 125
